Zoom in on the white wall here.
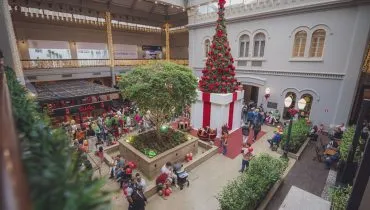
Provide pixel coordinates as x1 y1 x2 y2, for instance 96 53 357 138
189 5 370 125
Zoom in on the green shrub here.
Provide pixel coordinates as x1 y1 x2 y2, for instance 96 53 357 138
5 68 111 210
330 185 352 210
339 126 361 162
217 154 288 210
280 119 310 153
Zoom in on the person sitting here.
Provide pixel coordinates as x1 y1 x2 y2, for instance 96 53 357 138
333 127 343 140
267 131 282 149
324 141 340 169
161 162 178 188
271 110 281 126
308 125 319 141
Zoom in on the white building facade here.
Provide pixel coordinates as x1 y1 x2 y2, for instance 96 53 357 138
187 0 370 126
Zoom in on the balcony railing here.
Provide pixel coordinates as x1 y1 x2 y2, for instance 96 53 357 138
21 59 189 70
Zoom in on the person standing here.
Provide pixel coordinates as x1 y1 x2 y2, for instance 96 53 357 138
242 123 249 145
221 130 229 155
239 144 253 172
253 122 262 142
131 185 147 210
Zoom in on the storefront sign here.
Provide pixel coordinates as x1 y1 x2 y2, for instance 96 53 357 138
51 101 112 116
142 46 162 51
79 105 95 112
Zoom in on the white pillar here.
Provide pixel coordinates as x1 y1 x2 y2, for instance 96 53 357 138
0 0 25 84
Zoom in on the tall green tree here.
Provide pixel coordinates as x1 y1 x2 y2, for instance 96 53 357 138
118 61 197 134
198 0 238 93
5 68 111 210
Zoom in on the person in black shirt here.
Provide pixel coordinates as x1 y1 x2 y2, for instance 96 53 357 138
131 185 147 210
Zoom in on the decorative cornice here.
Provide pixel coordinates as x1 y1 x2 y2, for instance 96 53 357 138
188 0 366 29
193 67 345 80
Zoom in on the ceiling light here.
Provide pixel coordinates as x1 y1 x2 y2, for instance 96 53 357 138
155 1 158 4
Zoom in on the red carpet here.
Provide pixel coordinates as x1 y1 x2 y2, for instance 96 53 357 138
171 121 266 159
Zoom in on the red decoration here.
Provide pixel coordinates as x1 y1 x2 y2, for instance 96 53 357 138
264 94 270 100
288 108 299 117
65 108 70 115
100 102 105 108
197 0 238 93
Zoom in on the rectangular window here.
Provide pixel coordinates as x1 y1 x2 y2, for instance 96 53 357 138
251 61 262 67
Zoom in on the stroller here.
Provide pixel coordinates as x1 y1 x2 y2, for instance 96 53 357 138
173 163 190 190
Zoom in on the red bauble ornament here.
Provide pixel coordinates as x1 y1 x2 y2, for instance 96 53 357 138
230 72 236 76
218 53 223 57
221 82 226 86
213 75 217 79
217 30 223 37
209 62 213 66
231 66 235 70
211 67 216 71
202 69 208 74
225 51 229 56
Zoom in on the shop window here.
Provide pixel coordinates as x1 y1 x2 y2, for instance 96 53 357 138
309 29 326 57
292 30 307 57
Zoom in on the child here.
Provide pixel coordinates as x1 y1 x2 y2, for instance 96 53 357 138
239 144 253 172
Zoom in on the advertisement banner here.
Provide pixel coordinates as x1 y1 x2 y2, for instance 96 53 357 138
114 44 138 59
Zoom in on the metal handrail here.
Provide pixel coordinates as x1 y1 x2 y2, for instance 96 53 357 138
0 70 32 210
21 59 189 70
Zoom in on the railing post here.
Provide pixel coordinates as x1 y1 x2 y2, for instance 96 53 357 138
165 22 170 61
0 0 25 85
105 11 115 87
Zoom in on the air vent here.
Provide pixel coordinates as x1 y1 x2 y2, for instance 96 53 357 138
62 74 72 78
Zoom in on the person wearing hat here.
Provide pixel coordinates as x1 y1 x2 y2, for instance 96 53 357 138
239 143 253 173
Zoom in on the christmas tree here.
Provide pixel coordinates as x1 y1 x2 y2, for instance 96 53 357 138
198 0 238 93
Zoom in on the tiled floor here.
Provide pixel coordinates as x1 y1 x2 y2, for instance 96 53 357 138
105 125 296 210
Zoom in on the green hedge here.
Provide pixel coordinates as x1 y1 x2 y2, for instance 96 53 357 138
330 185 352 210
5 68 111 210
280 119 310 153
217 154 288 210
339 126 361 162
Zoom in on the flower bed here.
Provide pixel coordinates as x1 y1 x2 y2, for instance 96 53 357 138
280 119 310 153
128 129 188 158
217 154 287 210
339 126 362 162
330 185 352 210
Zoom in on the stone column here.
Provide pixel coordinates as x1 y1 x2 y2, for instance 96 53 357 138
164 22 170 61
68 41 78 59
105 11 115 86
0 0 25 84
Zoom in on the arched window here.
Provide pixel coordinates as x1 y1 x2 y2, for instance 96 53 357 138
309 29 326 57
204 39 210 57
283 92 297 120
239 34 250 57
292 30 307 57
253 33 266 57
300 94 313 118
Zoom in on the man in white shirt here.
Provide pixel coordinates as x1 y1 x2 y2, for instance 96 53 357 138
135 173 146 191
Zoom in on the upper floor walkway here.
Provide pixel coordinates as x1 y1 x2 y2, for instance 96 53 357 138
21 59 188 82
